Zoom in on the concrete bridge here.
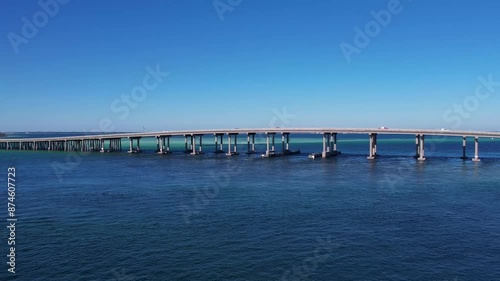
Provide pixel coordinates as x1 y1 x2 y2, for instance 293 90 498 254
1 128 500 161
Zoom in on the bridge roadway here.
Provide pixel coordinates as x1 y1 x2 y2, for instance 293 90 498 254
1 128 500 161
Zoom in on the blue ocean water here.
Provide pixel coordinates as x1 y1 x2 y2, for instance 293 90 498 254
1 133 500 280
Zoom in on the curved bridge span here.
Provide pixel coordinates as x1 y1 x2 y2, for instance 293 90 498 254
2 128 500 161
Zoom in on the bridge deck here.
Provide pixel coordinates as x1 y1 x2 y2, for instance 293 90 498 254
2 128 500 142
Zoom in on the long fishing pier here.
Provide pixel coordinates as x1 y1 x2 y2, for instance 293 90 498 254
1 128 500 161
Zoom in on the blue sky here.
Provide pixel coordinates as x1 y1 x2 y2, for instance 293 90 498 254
1 0 500 132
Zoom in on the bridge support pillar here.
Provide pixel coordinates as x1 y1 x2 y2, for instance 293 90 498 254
418 135 426 161
266 134 270 156
414 135 420 158
333 133 338 152
265 132 276 157
472 136 480 162
461 136 467 160
282 133 291 152
189 134 203 155
286 133 290 151
247 133 256 154
199 135 203 154
271 133 275 152
214 133 224 153
183 135 194 153
128 137 142 153
367 133 376 160
226 133 239 156
330 133 338 152
157 136 171 154
100 139 105 153
191 135 197 155
282 133 285 152
322 133 329 158
109 139 114 152
214 135 218 153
